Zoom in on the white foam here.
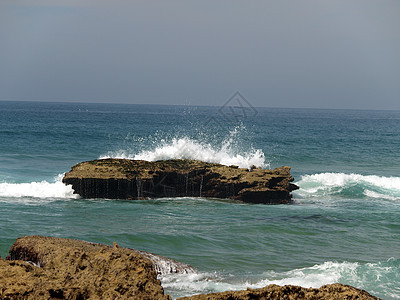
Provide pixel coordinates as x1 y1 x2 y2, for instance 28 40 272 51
254 261 359 288
161 261 357 295
294 172 400 200
161 260 399 299
364 189 399 201
100 128 268 169
161 272 237 298
0 174 78 200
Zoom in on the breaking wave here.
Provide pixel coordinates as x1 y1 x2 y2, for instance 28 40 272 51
294 173 400 201
100 127 269 169
0 174 78 201
161 259 399 299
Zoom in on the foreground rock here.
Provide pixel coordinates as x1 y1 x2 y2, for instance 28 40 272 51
177 283 379 300
1 235 194 299
63 159 299 204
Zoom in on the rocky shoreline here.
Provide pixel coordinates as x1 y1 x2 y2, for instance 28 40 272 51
0 236 379 299
62 159 299 204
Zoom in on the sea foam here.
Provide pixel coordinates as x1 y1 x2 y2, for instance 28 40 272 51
294 173 400 200
0 174 78 200
161 259 399 299
100 127 268 169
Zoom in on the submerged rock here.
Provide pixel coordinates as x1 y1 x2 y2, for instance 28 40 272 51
177 283 380 300
62 159 299 204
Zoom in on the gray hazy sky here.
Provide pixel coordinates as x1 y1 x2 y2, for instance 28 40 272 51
1 0 399 110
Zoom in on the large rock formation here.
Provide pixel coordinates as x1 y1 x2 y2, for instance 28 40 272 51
62 159 298 204
0 236 379 299
177 284 379 300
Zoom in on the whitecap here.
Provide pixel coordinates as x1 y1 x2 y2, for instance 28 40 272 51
294 173 400 201
0 174 78 201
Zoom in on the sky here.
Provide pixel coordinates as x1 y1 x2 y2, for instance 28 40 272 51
0 0 399 110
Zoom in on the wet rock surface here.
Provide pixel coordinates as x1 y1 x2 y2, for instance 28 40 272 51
62 159 299 204
135 250 196 275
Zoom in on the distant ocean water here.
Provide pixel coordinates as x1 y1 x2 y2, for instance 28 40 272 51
1 100 399 299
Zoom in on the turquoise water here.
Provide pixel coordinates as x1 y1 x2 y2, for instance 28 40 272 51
1 101 399 299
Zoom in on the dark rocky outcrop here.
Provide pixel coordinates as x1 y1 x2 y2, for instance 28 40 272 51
176 283 379 300
62 159 299 204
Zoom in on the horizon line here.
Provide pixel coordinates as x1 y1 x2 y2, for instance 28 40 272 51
1 98 399 113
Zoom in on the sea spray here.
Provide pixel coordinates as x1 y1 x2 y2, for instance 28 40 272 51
100 126 269 169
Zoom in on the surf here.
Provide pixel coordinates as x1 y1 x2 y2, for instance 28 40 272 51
0 174 78 201
294 172 400 201
160 259 400 299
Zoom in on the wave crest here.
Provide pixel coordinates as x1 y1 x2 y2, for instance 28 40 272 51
294 173 400 200
0 174 78 200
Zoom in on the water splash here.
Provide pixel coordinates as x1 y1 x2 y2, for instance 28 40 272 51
100 127 269 169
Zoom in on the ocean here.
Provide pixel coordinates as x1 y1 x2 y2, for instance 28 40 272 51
0 100 399 299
